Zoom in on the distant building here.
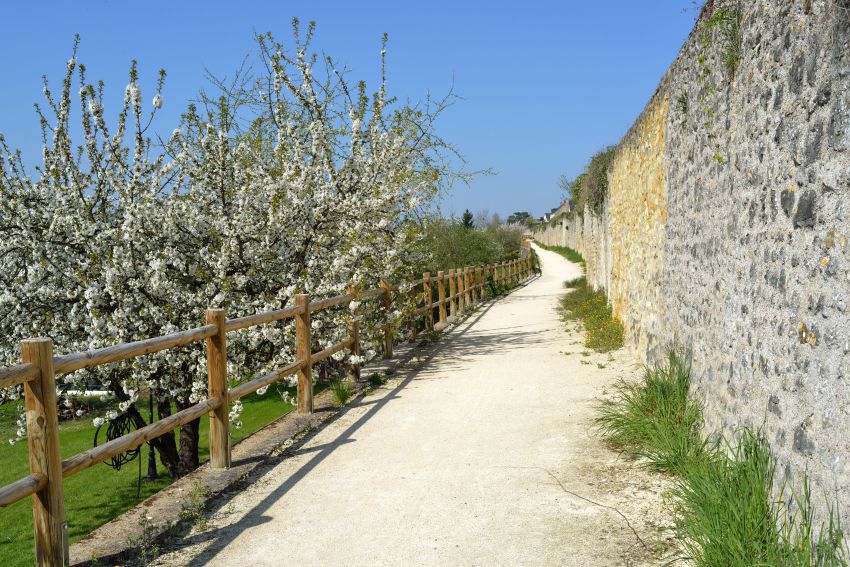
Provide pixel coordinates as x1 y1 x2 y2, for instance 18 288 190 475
540 199 573 222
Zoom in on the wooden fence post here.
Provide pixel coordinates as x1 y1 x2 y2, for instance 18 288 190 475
295 294 313 413
464 267 472 307
407 277 416 344
423 272 433 331
437 270 447 325
479 266 487 300
448 269 457 319
380 279 393 359
478 266 487 301
21 338 67 567
206 309 230 469
347 285 361 382
457 269 465 315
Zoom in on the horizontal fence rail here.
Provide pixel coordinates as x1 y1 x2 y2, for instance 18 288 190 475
0 249 534 566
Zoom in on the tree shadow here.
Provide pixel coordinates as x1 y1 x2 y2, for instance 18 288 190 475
154 297 549 564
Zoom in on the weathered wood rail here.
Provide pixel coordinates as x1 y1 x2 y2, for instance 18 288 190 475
0 254 534 566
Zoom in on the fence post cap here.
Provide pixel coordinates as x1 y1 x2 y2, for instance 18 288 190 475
21 337 52 345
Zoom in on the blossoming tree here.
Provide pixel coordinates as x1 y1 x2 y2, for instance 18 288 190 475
0 22 465 478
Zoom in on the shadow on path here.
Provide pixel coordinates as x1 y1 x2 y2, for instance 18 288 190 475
162 295 546 564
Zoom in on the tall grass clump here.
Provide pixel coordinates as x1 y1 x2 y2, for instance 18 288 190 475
330 379 353 408
596 352 708 475
595 351 848 566
674 432 847 566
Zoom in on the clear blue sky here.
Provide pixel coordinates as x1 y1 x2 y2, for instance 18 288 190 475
0 1 697 219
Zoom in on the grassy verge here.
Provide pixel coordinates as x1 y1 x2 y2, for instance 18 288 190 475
596 352 848 566
0 386 309 566
538 243 584 265
537 242 624 352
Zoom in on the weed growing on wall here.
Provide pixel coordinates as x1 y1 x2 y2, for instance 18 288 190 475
705 1 743 79
693 0 743 164
676 92 689 123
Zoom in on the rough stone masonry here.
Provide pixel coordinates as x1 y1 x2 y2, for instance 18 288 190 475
535 0 850 521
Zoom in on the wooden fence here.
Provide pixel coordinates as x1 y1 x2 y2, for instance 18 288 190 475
0 255 534 565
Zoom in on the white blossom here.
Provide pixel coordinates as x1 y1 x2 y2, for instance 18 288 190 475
0 24 461 446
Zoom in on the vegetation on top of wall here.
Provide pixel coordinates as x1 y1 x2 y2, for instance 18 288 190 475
596 352 849 566
559 147 617 218
584 147 617 215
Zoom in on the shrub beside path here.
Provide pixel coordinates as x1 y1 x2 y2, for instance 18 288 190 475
154 245 673 566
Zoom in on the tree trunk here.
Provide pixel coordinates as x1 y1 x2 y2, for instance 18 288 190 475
152 400 183 480
110 384 182 480
175 398 201 476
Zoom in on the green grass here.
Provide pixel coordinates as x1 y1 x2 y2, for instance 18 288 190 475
595 352 848 566
560 282 624 353
0 386 305 567
537 242 585 266
596 352 708 475
367 373 387 388
330 379 353 408
536 242 624 353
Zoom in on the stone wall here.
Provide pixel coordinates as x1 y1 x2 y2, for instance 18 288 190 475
534 0 850 520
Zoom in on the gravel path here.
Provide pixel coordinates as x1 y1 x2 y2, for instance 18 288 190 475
154 244 673 566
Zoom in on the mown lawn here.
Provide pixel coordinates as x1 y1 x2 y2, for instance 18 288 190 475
0 387 302 566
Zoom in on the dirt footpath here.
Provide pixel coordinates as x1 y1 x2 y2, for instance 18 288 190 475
153 244 674 566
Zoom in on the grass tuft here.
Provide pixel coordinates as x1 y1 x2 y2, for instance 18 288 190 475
367 373 387 388
596 352 708 475
704 0 743 79
330 379 354 407
595 351 848 566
